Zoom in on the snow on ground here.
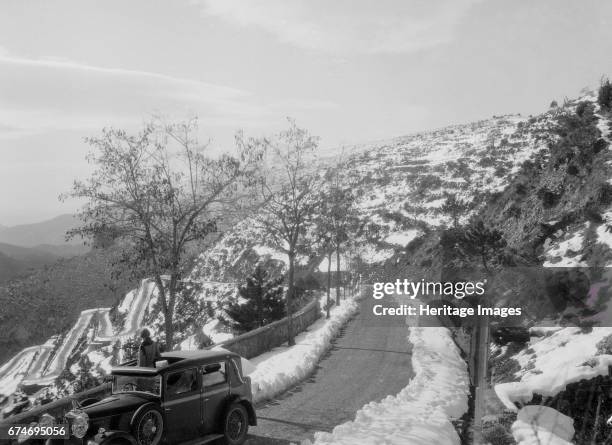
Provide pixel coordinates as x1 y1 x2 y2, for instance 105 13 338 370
356 243 395 264
511 405 574 445
596 211 612 256
117 289 136 313
120 280 157 336
307 327 469 445
543 226 587 267
40 309 98 383
86 350 113 375
236 295 361 404
95 308 114 339
317 254 350 272
384 229 421 247
252 244 287 263
0 347 38 397
203 319 233 344
495 327 612 410
596 112 611 144
179 319 234 350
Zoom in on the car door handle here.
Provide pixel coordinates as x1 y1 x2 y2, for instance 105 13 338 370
165 408 172 412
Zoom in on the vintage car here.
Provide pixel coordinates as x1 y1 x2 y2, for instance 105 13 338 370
32 349 256 445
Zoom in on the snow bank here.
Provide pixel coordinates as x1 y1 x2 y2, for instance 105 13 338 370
384 229 421 247
244 296 360 404
511 405 574 445
357 243 395 264
307 327 469 445
543 226 587 267
495 327 612 410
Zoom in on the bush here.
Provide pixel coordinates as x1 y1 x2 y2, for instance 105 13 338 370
598 77 612 109
596 334 612 355
538 188 562 208
593 138 609 153
576 101 589 117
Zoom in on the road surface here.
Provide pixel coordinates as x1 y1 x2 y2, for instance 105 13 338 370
38 309 96 383
21 346 53 381
244 295 413 444
120 279 156 336
95 308 114 340
0 347 38 396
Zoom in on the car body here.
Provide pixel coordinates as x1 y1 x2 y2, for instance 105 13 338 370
30 349 256 445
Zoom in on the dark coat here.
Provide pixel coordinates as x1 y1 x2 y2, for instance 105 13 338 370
138 339 161 367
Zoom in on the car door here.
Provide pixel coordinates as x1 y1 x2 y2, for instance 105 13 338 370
201 361 230 434
163 367 202 442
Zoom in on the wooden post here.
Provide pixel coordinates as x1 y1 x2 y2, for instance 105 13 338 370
473 313 490 444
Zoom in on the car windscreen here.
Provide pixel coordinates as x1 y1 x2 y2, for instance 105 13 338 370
112 374 161 396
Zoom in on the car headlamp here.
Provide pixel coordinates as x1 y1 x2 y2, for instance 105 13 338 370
70 411 89 438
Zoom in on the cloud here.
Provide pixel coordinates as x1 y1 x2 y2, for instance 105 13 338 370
199 0 481 54
0 49 336 139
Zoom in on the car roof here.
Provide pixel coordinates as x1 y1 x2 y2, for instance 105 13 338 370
112 366 160 376
111 349 239 375
160 349 239 372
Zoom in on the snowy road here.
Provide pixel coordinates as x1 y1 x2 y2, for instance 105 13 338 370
119 279 156 337
21 346 53 380
95 308 114 340
34 309 97 384
244 295 413 444
0 347 38 396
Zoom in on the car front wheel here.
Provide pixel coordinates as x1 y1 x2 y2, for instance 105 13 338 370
223 403 248 445
132 407 164 445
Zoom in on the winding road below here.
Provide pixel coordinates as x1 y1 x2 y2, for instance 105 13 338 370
244 295 414 444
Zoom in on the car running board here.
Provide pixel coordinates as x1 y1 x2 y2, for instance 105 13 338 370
177 433 225 445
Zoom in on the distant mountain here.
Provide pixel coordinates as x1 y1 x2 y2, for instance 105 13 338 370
0 242 60 264
0 216 90 282
0 243 65 282
0 214 87 248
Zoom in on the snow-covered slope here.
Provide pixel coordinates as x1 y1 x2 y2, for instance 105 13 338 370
0 106 561 422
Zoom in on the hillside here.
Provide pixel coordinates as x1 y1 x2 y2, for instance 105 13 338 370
0 243 66 282
0 245 135 366
190 111 552 287
2 90 608 443
0 214 86 248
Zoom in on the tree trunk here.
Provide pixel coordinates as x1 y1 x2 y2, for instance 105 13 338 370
326 250 332 319
154 273 176 351
257 283 263 328
336 244 341 305
287 250 296 346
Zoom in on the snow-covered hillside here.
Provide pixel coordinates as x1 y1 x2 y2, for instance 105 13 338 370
484 94 612 444
0 104 562 423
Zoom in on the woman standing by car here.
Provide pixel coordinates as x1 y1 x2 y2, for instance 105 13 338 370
138 328 161 367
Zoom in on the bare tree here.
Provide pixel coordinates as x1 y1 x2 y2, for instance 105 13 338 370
64 118 260 348
237 119 319 346
321 155 359 305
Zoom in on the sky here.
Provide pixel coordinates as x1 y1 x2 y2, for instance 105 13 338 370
1 0 612 225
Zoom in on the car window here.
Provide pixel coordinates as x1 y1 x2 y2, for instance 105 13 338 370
166 368 198 396
202 362 227 387
113 374 161 396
